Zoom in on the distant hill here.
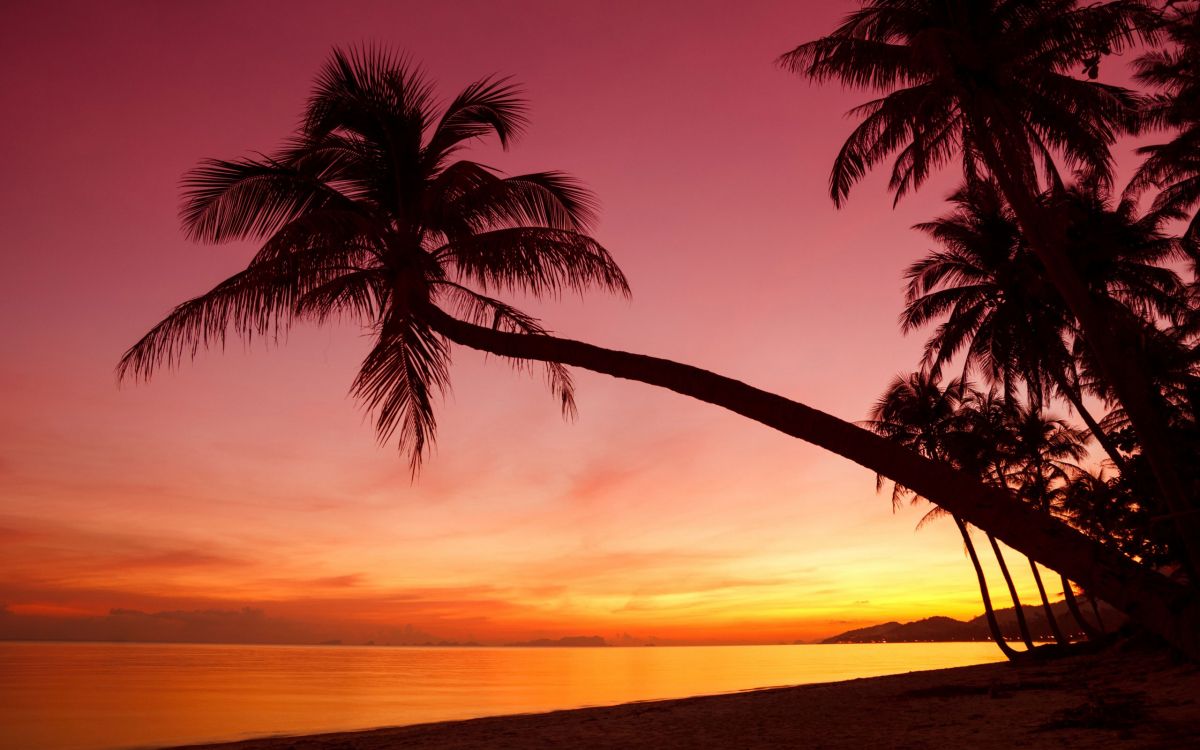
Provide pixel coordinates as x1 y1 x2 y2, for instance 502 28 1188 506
505 635 607 647
823 616 978 644
822 600 1121 644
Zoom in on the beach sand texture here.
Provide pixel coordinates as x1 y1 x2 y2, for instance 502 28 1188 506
172 647 1198 750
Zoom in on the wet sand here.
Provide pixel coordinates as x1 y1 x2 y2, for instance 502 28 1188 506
172 646 1198 750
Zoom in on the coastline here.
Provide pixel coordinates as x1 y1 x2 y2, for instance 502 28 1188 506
170 647 1198 750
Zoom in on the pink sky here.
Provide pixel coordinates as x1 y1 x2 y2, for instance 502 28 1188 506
0 1 1134 645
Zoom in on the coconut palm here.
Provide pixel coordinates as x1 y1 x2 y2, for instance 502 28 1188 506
1129 1 1200 240
901 183 1080 417
1002 403 1089 644
119 47 1200 658
955 389 1043 648
865 371 1022 657
902 180 1188 470
781 0 1200 578
118 48 630 473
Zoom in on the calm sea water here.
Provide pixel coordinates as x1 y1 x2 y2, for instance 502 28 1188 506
0 641 1004 750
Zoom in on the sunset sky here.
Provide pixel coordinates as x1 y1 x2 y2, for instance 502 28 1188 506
0 0 1131 645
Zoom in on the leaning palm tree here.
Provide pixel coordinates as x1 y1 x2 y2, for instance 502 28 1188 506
119 48 629 473
781 0 1200 578
119 47 1200 659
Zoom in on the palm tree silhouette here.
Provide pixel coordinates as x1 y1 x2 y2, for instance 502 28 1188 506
1129 2 1200 241
866 371 1026 657
119 48 629 473
781 0 1200 578
1002 402 1089 644
119 46 1200 658
901 180 1187 470
956 389 1043 649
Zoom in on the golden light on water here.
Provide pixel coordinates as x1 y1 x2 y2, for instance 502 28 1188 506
0 642 1006 750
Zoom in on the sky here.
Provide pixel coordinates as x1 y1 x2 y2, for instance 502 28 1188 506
0 0 1137 646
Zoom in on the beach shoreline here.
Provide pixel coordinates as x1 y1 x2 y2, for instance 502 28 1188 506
169 646 1198 750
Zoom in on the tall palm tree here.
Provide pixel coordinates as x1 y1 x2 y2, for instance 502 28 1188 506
901 183 1081 416
901 180 1188 471
119 47 1200 658
865 371 1022 658
781 0 1200 578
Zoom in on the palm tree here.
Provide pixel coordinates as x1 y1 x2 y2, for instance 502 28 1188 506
781 0 1200 578
119 47 1200 658
901 182 1087 436
1002 403 1089 644
119 48 629 473
865 371 1022 658
955 389 1041 648
1129 1 1200 241
962 390 1099 642
901 180 1188 471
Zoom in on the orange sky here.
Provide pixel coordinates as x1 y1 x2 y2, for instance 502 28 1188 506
0 0 1122 645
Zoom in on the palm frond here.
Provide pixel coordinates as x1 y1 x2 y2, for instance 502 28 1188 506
180 156 357 243
435 227 628 298
118 252 339 381
426 76 528 160
304 46 434 143
442 170 601 232
351 316 450 474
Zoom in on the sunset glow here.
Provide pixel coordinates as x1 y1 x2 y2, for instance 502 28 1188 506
3 0 1099 647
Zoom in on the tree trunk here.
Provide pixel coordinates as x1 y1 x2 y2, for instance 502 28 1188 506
1062 575 1103 640
425 307 1200 659
988 534 1035 648
971 123 1200 581
1048 367 1129 475
1030 560 1067 644
955 517 1020 660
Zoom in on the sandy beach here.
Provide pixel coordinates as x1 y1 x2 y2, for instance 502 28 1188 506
172 646 1198 750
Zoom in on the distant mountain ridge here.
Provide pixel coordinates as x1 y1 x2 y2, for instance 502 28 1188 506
821 600 1119 644
505 635 607 647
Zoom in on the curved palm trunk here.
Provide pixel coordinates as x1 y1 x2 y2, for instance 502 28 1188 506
955 517 1020 660
1030 560 1067 644
1048 368 1129 475
987 534 1035 648
426 308 1200 659
1062 575 1102 641
972 125 1200 581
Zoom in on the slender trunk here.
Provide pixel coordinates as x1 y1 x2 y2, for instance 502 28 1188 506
988 533 1035 648
972 124 1200 581
1062 575 1103 640
1049 368 1129 475
425 307 1200 658
956 517 1020 660
1030 560 1067 644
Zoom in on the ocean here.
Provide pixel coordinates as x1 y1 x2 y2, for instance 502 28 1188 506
0 641 1004 749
